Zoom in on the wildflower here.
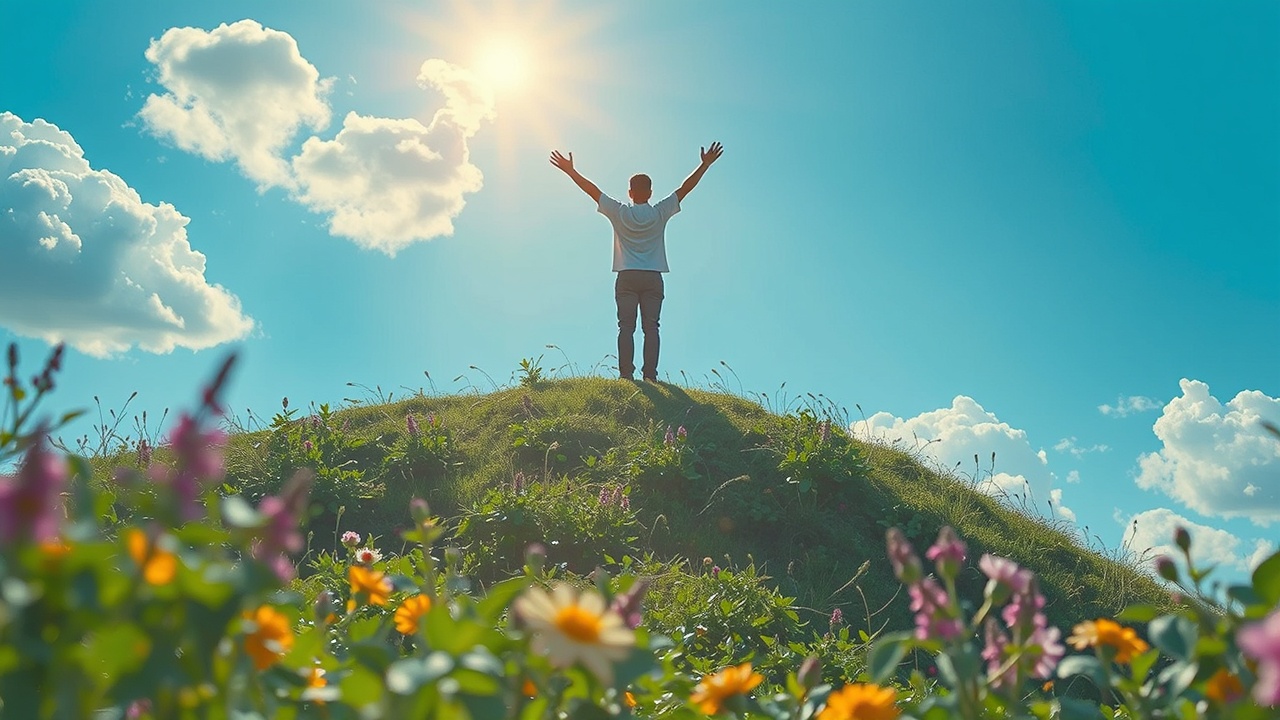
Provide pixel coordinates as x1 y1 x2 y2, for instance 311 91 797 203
39 537 71 564
925 526 966 581
136 438 153 467
513 582 635 684
1026 624 1065 679
818 420 831 443
677 425 688 441
303 439 313 452
305 665 326 689
1173 526 1191 553
619 495 630 511
1205 667 1245 704
885 528 922 584
712 565 721 578
908 577 963 641
599 485 611 505
354 547 383 565
243 605 294 670
818 683 899 720
406 413 420 437
126 528 178 585
394 594 433 635
314 590 337 625
522 678 538 697
689 662 764 715
664 425 675 447
0 434 67 546
125 699 152 719
524 542 546 574
609 578 650 629
1237 608 1280 705
624 691 637 708
341 531 361 547
1154 555 1178 582
830 607 844 633
982 619 1014 688
798 655 822 691
251 471 312 582
512 471 525 494
1067 619 1150 664
347 565 391 610
979 554 1032 606
168 412 226 518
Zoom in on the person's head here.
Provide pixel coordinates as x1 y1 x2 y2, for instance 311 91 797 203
628 173 652 204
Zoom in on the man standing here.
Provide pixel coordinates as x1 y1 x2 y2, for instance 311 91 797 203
550 142 724 381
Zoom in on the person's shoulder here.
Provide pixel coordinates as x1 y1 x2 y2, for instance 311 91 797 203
597 192 621 212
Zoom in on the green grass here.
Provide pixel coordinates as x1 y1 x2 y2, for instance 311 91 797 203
201 373 1166 639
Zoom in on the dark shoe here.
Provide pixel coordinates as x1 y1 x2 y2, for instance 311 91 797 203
643 375 658 383
620 374 634 381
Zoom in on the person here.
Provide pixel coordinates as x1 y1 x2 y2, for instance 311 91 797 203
549 142 724 381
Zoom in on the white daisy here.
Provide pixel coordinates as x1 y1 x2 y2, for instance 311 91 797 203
513 582 635 684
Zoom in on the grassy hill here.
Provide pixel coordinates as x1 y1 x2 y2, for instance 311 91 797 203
207 373 1166 643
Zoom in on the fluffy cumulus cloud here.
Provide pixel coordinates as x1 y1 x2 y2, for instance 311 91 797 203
1124 507 1274 575
0 112 254 356
1136 380 1280 526
852 396 1076 522
139 21 493 255
1099 395 1162 417
139 19 332 188
290 60 493 255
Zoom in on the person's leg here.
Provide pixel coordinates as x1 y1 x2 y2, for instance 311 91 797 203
615 272 640 379
638 272 664 381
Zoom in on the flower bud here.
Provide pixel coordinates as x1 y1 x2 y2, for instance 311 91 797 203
1155 555 1179 582
314 590 336 624
525 543 546 575
410 498 431 524
1174 526 1191 553
797 655 822 691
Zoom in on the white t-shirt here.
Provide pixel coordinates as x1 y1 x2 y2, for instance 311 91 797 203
597 191 681 272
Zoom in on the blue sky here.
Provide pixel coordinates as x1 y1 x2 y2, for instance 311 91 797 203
2 1 1277 582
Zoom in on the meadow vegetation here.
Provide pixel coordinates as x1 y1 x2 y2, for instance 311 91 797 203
3 346 1277 718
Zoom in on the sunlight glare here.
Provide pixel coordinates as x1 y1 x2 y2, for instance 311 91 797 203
476 39 530 93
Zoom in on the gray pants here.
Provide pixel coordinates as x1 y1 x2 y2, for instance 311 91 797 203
615 270 664 379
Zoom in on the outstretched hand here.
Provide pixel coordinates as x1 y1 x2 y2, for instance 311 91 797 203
549 150 575 174
700 141 724 166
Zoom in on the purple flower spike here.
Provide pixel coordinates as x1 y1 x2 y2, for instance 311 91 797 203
663 425 675 447
886 527 923 584
609 578 650 629
926 526 967 581
677 425 688 441
406 414 420 437
0 434 67 546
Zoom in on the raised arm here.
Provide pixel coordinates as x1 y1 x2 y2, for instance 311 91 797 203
549 150 602 202
675 141 724 202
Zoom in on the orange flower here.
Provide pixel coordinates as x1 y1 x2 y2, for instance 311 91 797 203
347 565 391 610
522 678 538 698
624 691 637 708
690 662 764 715
394 594 432 634
1067 619 1150 664
818 683 900 720
126 528 177 585
1205 667 1244 704
243 605 293 670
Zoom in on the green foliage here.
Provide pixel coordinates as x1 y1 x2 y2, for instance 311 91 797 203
260 401 377 513
381 412 457 509
455 476 639 579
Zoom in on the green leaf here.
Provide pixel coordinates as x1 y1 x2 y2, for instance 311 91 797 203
1056 655 1105 686
220 495 262 528
868 632 911 683
1058 697 1105 720
1251 549 1280 606
1129 647 1160 683
1115 604 1158 623
1148 614 1197 661
1156 659 1198 699
386 653 454 695
1226 584 1262 607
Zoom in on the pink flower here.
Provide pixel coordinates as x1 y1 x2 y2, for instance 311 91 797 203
1237 608 1280 705
982 619 1014 688
165 413 227 520
341 531 361 547
249 471 312 582
886 528 923 584
1027 624 1064 679
406 414 420 437
355 547 382 565
926 526 967 580
677 425 688 441
664 426 675 447
0 435 66 546
609 578 650 629
909 577 963 640
979 554 1032 605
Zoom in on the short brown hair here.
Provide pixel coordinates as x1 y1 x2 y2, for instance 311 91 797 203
629 174 652 192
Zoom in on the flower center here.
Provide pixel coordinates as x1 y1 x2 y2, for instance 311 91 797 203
554 605 602 643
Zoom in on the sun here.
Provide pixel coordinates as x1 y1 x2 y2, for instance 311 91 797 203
475 37 531 94
394 0 613 151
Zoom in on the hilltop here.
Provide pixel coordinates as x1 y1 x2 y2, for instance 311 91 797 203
208 374 1165 637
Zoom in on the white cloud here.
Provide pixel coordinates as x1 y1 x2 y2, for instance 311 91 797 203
1054 436 1109 457
852 396 1076 522
1135 380 1280 526
1099 395 1162 417
139 19 333 188
0 112 254 356
289 60 493 255
1123 507 1273 575
138 21 494 255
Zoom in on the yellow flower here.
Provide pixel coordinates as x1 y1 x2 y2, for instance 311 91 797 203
689 662 764 715
243 605 293 670
126 528 177 585
394 594 432 634
818 683 900 720
513 582 635 685
347 564 391 610
1205 667 1244 704
1067 619 1150 664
